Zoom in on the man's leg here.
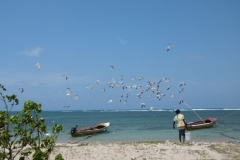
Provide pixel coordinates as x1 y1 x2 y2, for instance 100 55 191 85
178 130 182 142
182 129 186 143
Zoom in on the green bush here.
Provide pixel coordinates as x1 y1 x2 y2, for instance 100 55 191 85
0 84 64 160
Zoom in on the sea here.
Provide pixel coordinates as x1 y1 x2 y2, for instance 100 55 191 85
25 109 240 143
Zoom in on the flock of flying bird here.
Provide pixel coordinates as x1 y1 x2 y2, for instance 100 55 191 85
19 44 187 109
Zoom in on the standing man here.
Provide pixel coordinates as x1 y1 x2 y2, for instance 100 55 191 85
173 109 187 142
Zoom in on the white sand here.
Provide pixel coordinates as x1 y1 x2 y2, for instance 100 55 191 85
46 140 240 160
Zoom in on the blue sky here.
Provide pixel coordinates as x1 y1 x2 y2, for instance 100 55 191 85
0 1 240 111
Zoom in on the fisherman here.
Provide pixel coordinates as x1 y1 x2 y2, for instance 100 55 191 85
173 109 187 142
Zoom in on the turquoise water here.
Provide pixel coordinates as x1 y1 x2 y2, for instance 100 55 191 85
39 109 240 143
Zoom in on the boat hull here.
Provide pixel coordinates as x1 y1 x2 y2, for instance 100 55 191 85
70 122 110 137
186 118 216 130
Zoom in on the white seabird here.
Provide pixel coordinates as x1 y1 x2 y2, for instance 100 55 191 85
131 76 136 81
110 66 115 71
166 43 172 51
95 80 100 85
86 84 92 89
108 100 113 103
141 103 146 108
62 74 68 80
19 88 24 93
120 75 124 80
179 88 184 93
74 95 79 100
35 63 41 70
179 99 184 104
102 88 106 92
180 82 186 86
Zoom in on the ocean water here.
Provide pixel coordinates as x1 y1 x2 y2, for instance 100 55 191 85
39 109 240 143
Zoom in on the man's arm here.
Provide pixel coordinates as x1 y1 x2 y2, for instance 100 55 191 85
173 121 175 129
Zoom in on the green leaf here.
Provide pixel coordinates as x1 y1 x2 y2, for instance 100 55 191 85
55 154 64 160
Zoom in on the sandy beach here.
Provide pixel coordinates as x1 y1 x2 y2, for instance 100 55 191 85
44 140 240 160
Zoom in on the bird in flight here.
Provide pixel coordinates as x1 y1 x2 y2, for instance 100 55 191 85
35 63 41 70
120 75 124 80
131 76 136 81
95 80 100 85
19 88 24 93
141 103 146 108
66 88 72 96
166 44 172 51
102 88 106 92
180 82 186 86
86 84 92 89
110 66 115 71
62 74 68 80
64 105 70 108
179 88 184 93
74 95 79 100
179 99 184 104
108 100 113 103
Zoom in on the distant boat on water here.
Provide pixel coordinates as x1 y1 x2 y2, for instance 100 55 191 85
149 107 154 111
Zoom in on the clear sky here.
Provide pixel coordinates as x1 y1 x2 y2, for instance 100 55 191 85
0 1 240 111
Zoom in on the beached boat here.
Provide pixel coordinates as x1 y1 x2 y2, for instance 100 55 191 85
70 122 110 137
186 118 216 130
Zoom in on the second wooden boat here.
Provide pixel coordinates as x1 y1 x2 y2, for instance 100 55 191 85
186 118 216 130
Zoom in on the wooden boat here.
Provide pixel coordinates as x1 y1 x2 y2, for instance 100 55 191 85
70 122 110 137
186 118 217 130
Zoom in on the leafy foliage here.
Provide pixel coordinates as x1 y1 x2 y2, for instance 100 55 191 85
0 84 64 160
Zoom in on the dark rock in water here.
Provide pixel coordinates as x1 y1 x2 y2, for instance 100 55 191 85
228 139 240 144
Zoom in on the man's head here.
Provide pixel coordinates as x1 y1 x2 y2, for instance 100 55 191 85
175 109 180 114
